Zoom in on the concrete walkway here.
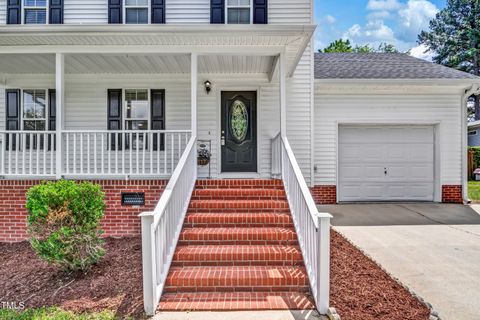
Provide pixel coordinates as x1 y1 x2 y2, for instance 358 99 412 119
319 203 480 320
153 310 325 320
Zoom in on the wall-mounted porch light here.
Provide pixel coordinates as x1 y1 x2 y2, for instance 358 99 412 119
204 80 212 94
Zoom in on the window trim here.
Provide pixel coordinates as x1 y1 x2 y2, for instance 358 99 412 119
225 0 253 24
21 88 49 131
469 130 478 136
124 0 150 24
22 0 49 25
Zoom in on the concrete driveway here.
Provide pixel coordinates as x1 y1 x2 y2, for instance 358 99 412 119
318 203 480 320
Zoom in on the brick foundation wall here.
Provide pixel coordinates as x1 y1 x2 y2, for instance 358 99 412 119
442 185 463 204
310 185 337 204
0 179 167 243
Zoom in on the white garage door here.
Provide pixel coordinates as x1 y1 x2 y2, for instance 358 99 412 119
338 125 435 202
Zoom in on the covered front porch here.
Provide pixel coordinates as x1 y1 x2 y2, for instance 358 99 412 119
0 25 313 181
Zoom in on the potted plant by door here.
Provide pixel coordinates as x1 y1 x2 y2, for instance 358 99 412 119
197 143 211 166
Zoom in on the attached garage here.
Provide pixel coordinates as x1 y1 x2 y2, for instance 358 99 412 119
313 53 480 204
338 125 435 202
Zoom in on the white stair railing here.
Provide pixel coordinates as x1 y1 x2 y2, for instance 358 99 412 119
140 135 197 315
272 133 332 314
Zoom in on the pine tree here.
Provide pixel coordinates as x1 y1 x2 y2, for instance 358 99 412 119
418 0 480 119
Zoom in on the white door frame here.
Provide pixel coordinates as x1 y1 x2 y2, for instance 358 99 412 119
335 121 442 202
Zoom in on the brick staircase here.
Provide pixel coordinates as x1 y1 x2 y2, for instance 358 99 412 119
158 179 315 311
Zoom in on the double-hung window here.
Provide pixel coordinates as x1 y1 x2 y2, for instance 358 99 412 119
124 89 149 149
24 0 47 24
125 0 149 24
226 0 252 24
23 90 47 131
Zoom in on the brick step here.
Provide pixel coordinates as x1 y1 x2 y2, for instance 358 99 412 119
184 213 293 228
179 227 298 245
159 292 316 311
191 188 287 200
171 245 303 267
188 200 290 213
164 266 309 293
196 179 284 189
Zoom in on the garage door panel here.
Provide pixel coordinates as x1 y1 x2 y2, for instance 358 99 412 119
338 125 434 202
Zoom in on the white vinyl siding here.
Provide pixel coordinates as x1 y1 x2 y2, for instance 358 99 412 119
0 0 5 24
64 0 109 24
269 0 314 185
314 89 463 188
0 0 315 25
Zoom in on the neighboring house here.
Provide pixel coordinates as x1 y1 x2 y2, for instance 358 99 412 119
0 0 478 316
468 120 480 146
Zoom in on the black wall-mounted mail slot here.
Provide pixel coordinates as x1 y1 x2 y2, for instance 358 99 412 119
121 192 145 206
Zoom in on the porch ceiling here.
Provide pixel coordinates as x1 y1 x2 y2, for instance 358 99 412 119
0 53 275 75
0 24 316 76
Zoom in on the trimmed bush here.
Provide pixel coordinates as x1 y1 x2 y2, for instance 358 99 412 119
26 180 106 271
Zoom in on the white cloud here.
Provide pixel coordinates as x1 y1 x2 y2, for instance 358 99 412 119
410 44 435 61
338 0 438 52
396 0 438 42
367 0 402 11
325 15 336 24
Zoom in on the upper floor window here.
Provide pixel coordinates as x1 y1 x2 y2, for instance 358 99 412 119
125 0 148 24
24 0 47 24
226 0 251 24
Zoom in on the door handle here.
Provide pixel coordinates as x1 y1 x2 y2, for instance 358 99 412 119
384 168 388 175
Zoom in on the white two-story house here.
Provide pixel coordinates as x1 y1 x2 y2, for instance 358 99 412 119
0 0 479 316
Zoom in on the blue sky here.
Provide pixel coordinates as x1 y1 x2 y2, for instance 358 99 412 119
314 0 446 58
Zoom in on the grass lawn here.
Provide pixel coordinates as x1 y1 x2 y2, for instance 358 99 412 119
0 307 116 320
468 181 480 201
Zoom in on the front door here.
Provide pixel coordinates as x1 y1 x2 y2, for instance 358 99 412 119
221 91 257 172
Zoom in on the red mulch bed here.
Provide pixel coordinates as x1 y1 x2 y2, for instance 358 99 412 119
0 232 431 319
330 230 431 320
0 237 145 319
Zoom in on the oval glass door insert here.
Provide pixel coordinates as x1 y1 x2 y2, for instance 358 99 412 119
230 100 248 143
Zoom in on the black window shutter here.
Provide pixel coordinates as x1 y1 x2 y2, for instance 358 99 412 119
253 0 267 24
151 0 165 24
49 0 64 24
151 89 165 151
6 89 20 150
107 89 122 150
210 0 224 24
108 0 123 24
47 89 56 150
48 89 56 131
7 0 21 24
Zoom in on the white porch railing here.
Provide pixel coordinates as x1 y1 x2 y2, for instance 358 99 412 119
140 135 197 315
62 130 191 177
0 131 57 177
272 133 332 314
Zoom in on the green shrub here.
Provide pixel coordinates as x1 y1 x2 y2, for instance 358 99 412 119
26 180 106 271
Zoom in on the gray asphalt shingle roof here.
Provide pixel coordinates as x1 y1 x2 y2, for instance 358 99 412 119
314 53 479 80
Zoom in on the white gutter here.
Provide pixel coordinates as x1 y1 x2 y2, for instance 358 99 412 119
462 84 480 203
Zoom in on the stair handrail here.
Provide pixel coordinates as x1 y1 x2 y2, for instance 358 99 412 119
140 135 197 315
272 132 332 315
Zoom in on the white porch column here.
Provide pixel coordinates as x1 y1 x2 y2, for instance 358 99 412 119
279 51 287 137
191 53 198 135
55 53 65 179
